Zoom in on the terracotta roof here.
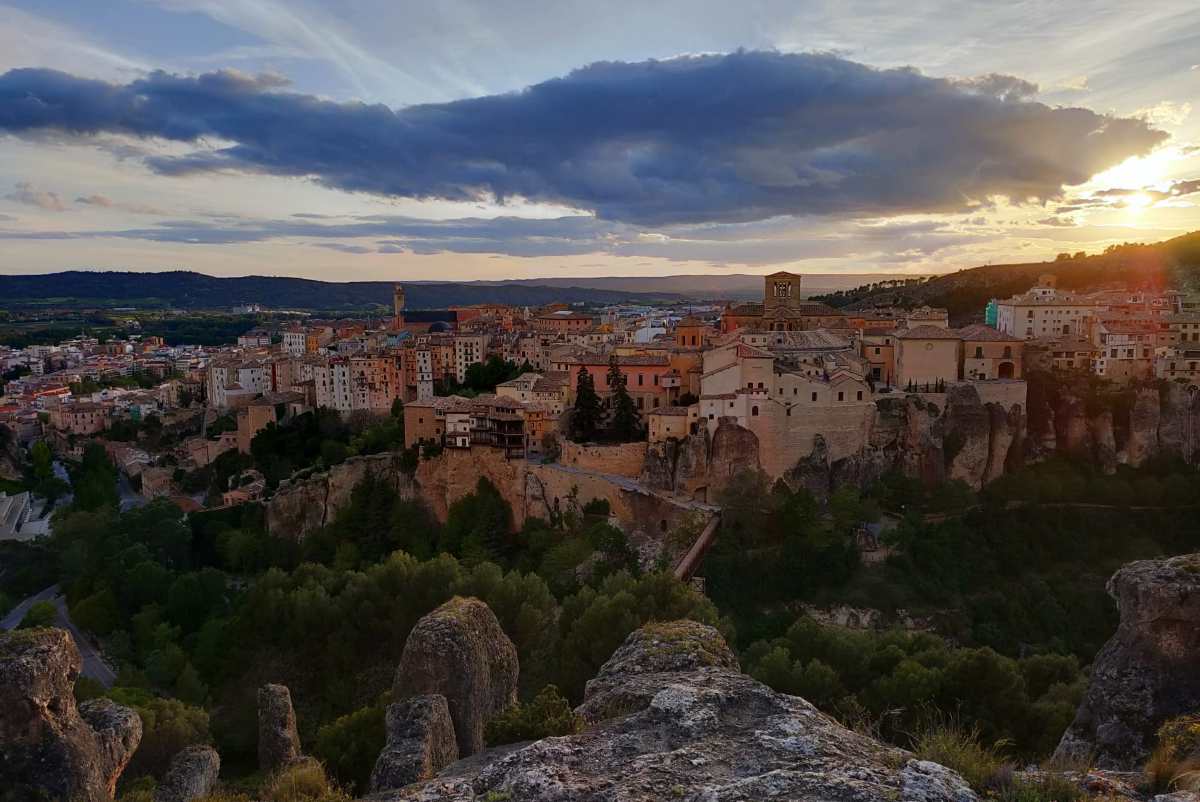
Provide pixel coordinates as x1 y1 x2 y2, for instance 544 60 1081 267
897 325 962 340
957 324 1020 342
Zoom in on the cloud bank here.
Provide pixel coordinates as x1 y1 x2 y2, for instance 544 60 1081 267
0 52 1169 225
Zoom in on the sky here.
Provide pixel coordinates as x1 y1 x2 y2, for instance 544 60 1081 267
0 1 1198 283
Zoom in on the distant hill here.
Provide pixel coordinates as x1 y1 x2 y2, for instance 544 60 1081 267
815 231 1200 323
476 273 919 300
0 271 685 310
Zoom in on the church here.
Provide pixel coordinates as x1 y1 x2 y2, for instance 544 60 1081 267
719 272 849 333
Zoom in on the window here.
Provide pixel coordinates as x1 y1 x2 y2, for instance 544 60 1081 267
751 406 759 416
974 347 983 358
857 391 863 400
811 392 817 402
637 374 644 386
837 391 844 401
874 347 881 355
1003 346 1012 358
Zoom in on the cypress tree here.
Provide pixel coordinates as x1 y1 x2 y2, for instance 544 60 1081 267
571 366 601 441
608 356 642 442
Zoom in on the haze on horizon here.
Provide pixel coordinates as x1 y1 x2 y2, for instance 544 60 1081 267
0 1 1198 284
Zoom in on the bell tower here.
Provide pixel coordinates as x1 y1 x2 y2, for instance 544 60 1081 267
763 272 802 315
393 284 406 328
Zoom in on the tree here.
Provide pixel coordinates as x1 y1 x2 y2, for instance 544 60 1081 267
571 366 601 442
608 356 642 441
19 600 57 629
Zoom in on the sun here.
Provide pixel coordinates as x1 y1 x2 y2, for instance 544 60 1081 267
1124 192 1154 210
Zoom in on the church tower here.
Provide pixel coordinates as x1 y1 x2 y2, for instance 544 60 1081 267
393 284 406 328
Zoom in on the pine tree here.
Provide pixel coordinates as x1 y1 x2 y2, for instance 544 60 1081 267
608 356 642 442
571 366 601 442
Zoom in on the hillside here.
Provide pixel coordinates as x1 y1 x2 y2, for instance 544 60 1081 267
476 272 918 300
0 271 682 310
815 230 1200 322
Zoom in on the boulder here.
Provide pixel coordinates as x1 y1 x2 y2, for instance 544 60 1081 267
258 683 302 772
153 744 220 802
392 597 519 758
368 694 458 793
79 698 144 798
0 627 141 802
1055 553 1200 768
368 620 978 802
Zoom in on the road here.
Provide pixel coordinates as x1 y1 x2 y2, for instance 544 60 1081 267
2 584 117 687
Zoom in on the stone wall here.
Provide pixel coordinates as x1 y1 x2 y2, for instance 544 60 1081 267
559 441 648 478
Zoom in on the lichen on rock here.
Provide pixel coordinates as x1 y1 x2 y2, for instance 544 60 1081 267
0 627 141 802
392 596 519 758
1055 553 1200 768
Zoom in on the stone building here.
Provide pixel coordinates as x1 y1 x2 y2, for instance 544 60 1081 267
719 272 848 333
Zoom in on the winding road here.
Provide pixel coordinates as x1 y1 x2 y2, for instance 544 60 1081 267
1 584 117 687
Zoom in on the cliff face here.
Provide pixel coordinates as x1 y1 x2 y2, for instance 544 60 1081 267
787 387 1025 497
1055 553 1200 769
266 453 420 539
1026 378 1200 472
369 619 978 802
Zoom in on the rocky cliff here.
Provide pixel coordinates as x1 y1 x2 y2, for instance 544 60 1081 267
1055 553 1200 769
0 627 143 802
267 453 420 539
368 618 978 802
1027 377 1200 472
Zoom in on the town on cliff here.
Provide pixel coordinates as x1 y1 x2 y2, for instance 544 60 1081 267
3 269 1200 802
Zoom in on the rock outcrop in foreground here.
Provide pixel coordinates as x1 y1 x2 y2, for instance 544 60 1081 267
369 694 459 793
0 627 142 802
153 744 221 802
392 596 519 759
371 619 978 802
258 682 303 772
1056 553 1200 769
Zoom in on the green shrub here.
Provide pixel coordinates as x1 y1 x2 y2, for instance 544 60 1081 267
912 721 1007 792
313 702 386 795
18 600 57 629
485 685 583 746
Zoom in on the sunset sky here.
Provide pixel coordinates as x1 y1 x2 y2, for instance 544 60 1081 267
1 1 1198 282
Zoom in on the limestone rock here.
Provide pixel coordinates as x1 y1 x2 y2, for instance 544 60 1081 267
1122 388 1162 467
153 744 220 802
369 620 977 802
258 683 302 772
267 453 417 539
393 597 518 757
369 695 458 793
1089 408 1118 474
707 417 760 493
0 627 141 802
1055 553 1200 768
943 384 991 489
79 698 144 798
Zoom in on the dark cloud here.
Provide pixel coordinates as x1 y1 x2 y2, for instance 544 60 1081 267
5 181 65 211
0 210 979 265
951 73 1039 101
0 53 1168 225
312 242 373 254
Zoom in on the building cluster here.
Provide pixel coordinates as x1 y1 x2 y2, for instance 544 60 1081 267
0 334 206 442
989 275 1198 384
